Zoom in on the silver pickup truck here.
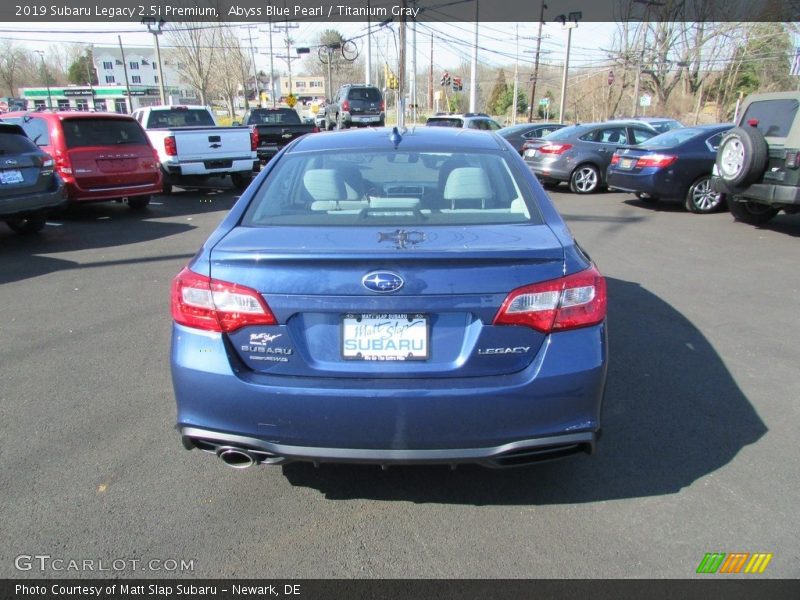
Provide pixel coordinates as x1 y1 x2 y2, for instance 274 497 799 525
131 105 258 193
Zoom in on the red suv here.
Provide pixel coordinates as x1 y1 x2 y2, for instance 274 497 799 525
2 111 162 209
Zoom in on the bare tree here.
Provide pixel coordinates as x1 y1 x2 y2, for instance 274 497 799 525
166 22 218 105
214 26 251 117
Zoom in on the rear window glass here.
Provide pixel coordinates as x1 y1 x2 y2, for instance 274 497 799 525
243 150 540 227
649 120 682 133
145 109 215 128
62 118 149 148
544 125 582 140
426 118 463 127
641 128 706 148
0 130 38 154
3 117 50 145
247 110 301 125
346 88 381 102
741 99 798 138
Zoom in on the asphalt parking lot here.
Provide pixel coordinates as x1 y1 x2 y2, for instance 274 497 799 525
1 184 798 578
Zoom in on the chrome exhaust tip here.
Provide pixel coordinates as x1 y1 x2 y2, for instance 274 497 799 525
216 446 256 469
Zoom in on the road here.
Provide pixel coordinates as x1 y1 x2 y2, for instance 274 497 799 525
1 185 798 579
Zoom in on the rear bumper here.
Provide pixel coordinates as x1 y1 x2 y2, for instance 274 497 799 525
713 176 800 206
171 321 607 466
0 180 67 217
525 157 572 182
65 180 161 203
342 112 385 126
163 156 258 177
606 170 669 197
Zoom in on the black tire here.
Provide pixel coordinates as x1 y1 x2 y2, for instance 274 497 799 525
337 113 349 130
715 126 768 190
569 164 601 194
161 176 173 195
729 199 779 225
326 115 335 131
684 176 725 214
127 195 151 210
6 212 47 234
230 172 252 191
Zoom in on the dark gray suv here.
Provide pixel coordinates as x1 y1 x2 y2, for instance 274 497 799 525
712 91 800 225
524 121 657 193
325 84 385 129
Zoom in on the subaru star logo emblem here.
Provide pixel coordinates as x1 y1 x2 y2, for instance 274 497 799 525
362 271 404 293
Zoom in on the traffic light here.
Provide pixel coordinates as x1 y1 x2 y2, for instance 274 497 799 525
441 72 451 87
452 77 463 92
388 73 399 90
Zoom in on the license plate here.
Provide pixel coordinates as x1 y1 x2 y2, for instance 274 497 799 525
342 313 428 361
619 158 635 170
0 169 23 184
352 115 379 123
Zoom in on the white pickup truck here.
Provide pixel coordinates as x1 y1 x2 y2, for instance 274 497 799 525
131 105 258 193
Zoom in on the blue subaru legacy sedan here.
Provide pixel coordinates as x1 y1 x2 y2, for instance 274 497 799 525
171 126 608 469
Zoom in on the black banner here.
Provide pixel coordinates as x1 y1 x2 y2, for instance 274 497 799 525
4 579 800 600
3 0 799 23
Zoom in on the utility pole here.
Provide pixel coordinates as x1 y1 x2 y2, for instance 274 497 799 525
528 0 547 122
33 50 52 110
511 25 519 124
259 20 277 107
116 37 133 113
398 0 406 128
428 33 433 111
411 3 417 124
469 0 478 113
144 18 167 105
556 13 581 124
365 0 372 85
243 25 260 108
274 20 299 99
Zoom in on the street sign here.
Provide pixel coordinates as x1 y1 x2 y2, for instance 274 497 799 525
639 94 651 107
538 98 550 106
286 94 297 108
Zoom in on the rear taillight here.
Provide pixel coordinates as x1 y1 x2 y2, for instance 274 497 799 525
379 100 385 111
635 153 677 168
53 149 73 177
539 143 573 155
493 266 607 333
342 100 350 112
164 136 177 156
610 154 621 165
312 126 320 133
250 126 259 151
171 267 277 333
785 150 800 169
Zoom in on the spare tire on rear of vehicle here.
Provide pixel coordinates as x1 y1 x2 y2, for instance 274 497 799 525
715 126 768 190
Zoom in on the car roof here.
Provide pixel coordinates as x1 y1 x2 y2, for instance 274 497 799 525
289 126 508 153
3 110 137 121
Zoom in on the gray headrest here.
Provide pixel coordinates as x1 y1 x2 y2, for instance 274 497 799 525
443 167 492 201
303 169 346 201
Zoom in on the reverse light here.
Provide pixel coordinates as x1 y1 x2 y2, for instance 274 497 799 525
635 153 677 168
171 267 277 333
164 136 177 156
494 266 607 333
539 143 573 155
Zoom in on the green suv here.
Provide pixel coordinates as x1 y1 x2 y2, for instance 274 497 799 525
713 91 800 225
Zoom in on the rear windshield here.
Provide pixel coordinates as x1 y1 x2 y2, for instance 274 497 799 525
543 125 582 140
347 88 381 102
426 118 463 127
145 109 215 128
741 99 798 138
0 130 38 154
62 118 149 148
242 150 541 227
648 120 683 133
641 128 707 148
247 110 301 125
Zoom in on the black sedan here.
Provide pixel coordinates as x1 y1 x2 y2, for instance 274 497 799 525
0 123 66 234
497 122 566 155
606 124 732 213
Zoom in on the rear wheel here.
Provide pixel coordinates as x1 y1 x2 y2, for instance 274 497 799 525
569 164 600 194
729 199 778 225
6 212 47 234
684 176 725 213
127 195 151 210
161 176 173 195
231 172 253 191
337 113 349 130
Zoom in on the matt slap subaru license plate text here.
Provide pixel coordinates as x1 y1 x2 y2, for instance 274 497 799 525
342 313 428 361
